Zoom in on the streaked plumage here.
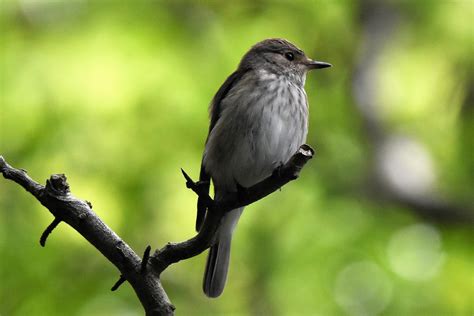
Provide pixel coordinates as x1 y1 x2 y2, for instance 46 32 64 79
198 38 331 297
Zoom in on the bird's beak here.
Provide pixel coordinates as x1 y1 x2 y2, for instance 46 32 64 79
305 59 332 70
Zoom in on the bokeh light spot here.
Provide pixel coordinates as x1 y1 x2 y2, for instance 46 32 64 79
334 261 392 316
377 136 436 198
387 223 445 281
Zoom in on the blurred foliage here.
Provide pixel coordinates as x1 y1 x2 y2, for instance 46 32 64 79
0 0 472 315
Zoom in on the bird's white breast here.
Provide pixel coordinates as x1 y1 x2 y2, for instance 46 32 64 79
204 70 309 191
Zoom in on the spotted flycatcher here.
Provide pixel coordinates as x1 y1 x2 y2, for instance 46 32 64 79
197 38 331 297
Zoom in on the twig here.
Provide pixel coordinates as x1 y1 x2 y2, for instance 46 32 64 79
180 169 214 209
141 245 152 274
0 144 314 314
150 144 314 273
39 217 62 247
0 155 174 315
111 275 127 291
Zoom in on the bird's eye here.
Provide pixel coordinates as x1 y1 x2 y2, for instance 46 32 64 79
284 52 294 61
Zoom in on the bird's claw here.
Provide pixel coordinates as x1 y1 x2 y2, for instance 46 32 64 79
234 178 249 200
272 162 285 178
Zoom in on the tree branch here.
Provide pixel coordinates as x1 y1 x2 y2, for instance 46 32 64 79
0 144 314 315
150 144 314 273
0 156 174 315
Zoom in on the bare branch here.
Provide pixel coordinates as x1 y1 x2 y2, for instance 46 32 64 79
0 144 314 314
0 156 174 316
150 144 314 273
0 158 43 197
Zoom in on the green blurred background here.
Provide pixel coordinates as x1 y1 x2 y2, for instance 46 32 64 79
1 0 473 315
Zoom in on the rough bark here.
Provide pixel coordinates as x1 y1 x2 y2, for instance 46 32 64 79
0 144 314 315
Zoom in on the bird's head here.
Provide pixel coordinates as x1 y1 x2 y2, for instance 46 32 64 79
239 38 331 84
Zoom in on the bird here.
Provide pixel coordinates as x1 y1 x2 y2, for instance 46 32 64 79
196 38 331 298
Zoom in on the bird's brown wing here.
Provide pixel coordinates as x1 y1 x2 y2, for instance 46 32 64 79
196 69 249 231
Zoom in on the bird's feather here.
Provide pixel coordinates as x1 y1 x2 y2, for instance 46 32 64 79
196 69 250 231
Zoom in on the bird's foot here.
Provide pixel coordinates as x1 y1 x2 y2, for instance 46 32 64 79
272 162 285 178
233 178 249 201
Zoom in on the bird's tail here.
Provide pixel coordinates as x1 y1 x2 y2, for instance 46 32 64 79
203 207 243 298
